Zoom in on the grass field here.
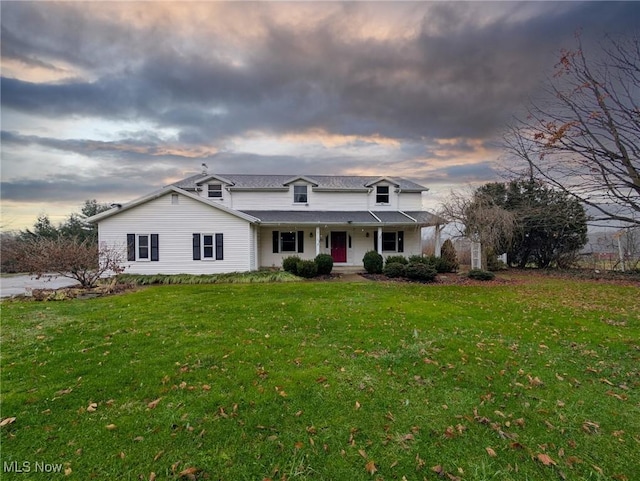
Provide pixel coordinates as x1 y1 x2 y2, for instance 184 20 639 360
1 274 639 480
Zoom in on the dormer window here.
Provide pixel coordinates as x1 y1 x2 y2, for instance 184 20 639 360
376 185 390 204
293 185 308 203
208 183 223 198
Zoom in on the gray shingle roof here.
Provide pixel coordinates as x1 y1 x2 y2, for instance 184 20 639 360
240 210 442 226
173 173 427 192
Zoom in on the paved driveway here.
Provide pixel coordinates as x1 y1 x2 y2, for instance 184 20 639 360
0 274 79 298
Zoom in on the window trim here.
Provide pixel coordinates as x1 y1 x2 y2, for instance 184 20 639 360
193 233 224 261
208 183 223 199
376 185 390 204
374 230 404 253
272 230 304 253
381 232 396 252
127 233 159 261
293 185 308 204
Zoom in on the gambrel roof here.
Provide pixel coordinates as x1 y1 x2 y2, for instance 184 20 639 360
173 173 427 192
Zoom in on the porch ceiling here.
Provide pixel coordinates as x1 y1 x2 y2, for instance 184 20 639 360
240 210 442 226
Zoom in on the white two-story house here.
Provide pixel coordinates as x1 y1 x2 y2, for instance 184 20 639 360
88 172 444 274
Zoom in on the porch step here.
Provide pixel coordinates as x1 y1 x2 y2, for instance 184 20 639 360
332 265 366 274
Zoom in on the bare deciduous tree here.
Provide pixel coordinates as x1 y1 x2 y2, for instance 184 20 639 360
11 237 125 288
440 188 516 269
504 32 640 226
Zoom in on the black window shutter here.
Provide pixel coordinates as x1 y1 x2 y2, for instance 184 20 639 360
374 233 378 252
192 233 201 260
215 233 224 260
127 234 135 261
297 231 304 253
398 231 404 253
272 231 279 253
325 234 329 249
151 234 159 261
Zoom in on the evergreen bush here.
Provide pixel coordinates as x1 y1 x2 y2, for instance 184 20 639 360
385 255 408 266
408 255 433 266
468 269 495 281
439 239 459 272
282 255 302 275
363 250 383 274
383 262 407 278
314 253 334 275
296 260 318 278
405 263 437 282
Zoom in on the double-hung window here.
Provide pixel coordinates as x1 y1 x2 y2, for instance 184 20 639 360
374 231 404 253
376 185 390 204
293 185 308 203
208 183 223 198
127 234 159 261
192 233 224 260
272 230 304 253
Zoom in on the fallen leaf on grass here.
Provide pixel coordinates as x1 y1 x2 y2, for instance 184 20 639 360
582 421 600 434
64 467 72 476
105 424 117 430
0 417 16 427
147 398 162 409
537 453 557 466
153 450 164 462
606 390 628 401
87 403 98 412
178 467 200 479
485 447 497 457
149 473 156 481
355 400 361 410
365 460 377 475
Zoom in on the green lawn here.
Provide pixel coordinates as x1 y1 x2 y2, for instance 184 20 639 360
1 276 638 480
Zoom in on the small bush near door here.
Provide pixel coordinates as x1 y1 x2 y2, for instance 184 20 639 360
296 260 318 278
282 255 302 275
314 254 334 275
363 250 383 274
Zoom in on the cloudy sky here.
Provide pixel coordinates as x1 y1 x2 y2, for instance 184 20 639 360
1 1 638 230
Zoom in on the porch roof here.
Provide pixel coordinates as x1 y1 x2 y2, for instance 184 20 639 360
240 210 443 226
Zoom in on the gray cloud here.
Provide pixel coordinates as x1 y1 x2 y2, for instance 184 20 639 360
1 1 638 223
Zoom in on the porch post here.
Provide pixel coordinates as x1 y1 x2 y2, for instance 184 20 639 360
434 224 442 257
315 226 321 256
377 227 383 255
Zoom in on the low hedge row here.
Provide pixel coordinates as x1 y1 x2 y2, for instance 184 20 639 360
282 254 334 279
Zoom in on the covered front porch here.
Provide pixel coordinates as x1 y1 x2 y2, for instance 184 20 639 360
241 210 445 270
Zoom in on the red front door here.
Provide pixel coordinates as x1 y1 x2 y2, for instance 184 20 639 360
331 231 347 263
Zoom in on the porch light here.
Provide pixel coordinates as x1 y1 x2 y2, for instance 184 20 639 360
365 232 370 238
309 232 314 238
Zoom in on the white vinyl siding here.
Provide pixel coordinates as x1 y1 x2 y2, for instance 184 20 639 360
99 193 252 274
223 188 415 211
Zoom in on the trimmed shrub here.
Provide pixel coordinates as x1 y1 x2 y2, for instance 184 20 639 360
468 269 495 281
405 263 437 282
408 255 433 266
296 260 318 279
385 255 408 266
383 262 407 278
432 257 456 274
314 253 334 275
282 255 301 275
363 250 384 274
439 239 459 273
